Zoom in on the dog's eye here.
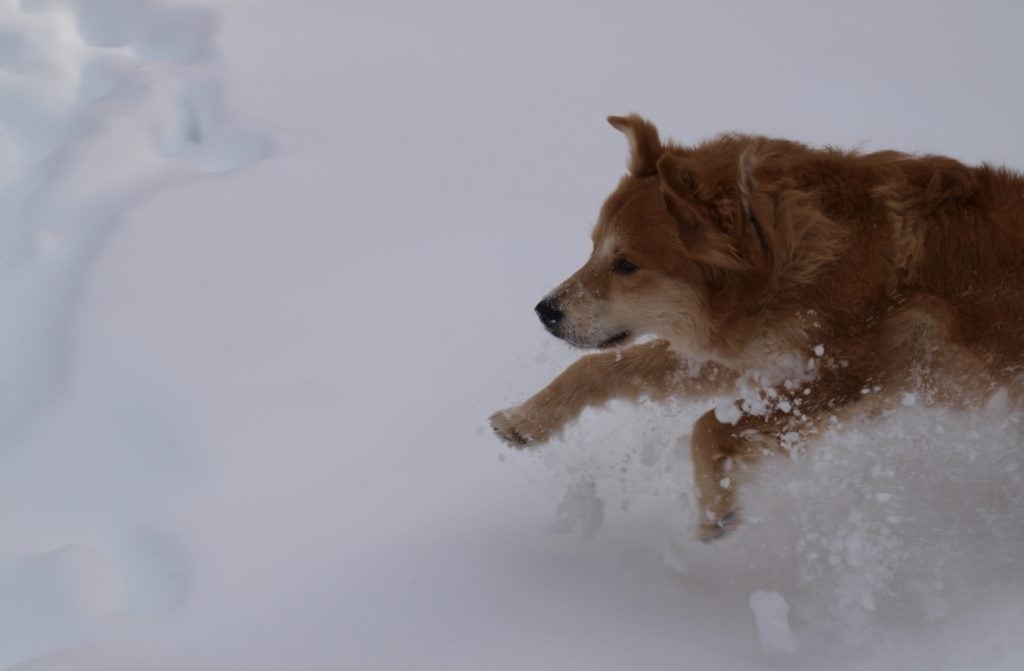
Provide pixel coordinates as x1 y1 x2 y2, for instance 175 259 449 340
613 258 638 274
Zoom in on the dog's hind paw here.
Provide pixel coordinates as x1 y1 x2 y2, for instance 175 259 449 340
697 510 739 543
489 408 541 448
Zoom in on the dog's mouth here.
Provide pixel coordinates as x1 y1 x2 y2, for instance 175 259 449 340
597 331 631 349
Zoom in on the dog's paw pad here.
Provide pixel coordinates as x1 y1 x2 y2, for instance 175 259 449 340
489 410 533 448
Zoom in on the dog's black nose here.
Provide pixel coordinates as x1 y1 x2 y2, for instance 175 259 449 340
535 297 563 327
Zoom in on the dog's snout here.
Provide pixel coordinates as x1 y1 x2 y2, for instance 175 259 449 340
535 297 563 327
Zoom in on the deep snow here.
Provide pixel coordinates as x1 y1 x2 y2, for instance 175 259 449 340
3 0 1024 669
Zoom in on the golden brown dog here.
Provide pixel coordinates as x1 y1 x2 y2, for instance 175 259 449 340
491 114 1024 541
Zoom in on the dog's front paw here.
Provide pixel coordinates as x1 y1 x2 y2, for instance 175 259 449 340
489 406 549 448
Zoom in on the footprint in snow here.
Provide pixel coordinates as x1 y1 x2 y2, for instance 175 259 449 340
0 0 260 666
0 0 266 435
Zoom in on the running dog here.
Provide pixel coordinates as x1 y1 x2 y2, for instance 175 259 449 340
491 114 1024 541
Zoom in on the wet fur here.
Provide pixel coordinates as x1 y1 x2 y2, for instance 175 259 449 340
491 114 1024 541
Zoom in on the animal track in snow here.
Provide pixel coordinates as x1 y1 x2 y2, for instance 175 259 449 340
0 0 265 434
0 0 261 665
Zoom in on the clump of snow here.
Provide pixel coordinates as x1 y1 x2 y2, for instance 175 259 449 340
750 590 797 653
714 399 742 425
552 478 606 541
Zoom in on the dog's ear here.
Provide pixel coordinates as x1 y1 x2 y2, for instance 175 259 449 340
656 152 706 243
607 114 662 176
661 187 704 246
658 152 748 271
656 152 706 198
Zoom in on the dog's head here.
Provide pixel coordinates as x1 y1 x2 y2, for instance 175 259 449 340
536 115 772 356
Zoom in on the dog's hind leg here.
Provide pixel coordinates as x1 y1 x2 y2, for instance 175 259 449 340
879 294 998 407
690 410 778 542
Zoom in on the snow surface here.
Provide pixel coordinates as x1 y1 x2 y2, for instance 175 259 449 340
3 0 1024 669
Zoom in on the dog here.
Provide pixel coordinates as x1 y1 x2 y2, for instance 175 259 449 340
490 114 1024 541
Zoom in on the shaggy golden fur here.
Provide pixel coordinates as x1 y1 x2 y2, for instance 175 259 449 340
490 114 1024 541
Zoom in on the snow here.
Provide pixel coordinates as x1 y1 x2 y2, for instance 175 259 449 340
552 478 606 542
2 0 1024 669
714 398 742 425
750 590 797 654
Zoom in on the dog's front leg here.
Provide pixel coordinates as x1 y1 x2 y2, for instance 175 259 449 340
490 340 732 447
490 340 680 446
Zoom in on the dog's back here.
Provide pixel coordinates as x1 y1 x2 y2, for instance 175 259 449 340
683 136 1024 381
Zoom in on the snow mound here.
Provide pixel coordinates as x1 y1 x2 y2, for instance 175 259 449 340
0 0 261 665
0 0 264 437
